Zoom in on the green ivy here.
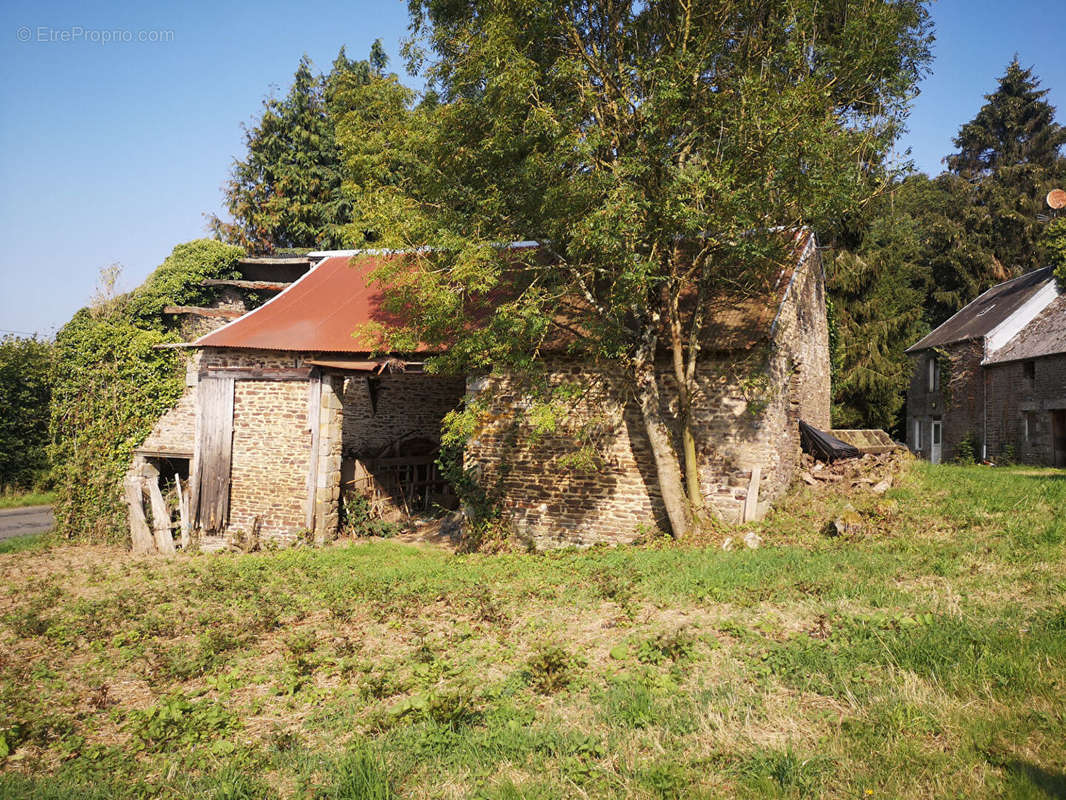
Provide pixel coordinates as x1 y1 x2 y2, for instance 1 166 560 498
49 240 243 544
1044 217 1066 286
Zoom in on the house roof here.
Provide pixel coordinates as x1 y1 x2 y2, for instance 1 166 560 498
193 232 818 355
985 292 1066 364
906 267 1055 353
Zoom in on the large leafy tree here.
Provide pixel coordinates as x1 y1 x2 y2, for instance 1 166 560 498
212 46 391 253
348 0 932 536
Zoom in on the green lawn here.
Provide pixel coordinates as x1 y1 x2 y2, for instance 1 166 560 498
1 463 1064 799
0 490 55 510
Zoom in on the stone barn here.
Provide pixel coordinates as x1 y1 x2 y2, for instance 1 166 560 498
128 233 830 551
906 267 1066 466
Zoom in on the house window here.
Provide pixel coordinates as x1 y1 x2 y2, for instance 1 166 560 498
1023 360 1036 383
927 355 939 392
913 419 922 450
1024 412 1034 442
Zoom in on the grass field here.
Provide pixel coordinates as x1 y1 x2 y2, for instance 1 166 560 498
0 490 55 510
1 462 1064 799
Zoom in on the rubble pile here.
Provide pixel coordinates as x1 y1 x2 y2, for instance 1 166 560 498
796 447 912 495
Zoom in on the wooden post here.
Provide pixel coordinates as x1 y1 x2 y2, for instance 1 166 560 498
743 466 762 523
124 476 155 555
146 475 176 555
175 477 190 550
305 371 322 530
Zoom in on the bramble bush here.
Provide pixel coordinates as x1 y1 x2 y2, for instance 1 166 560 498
49 240 243 543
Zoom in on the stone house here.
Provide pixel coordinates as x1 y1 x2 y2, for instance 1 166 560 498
129 233 830 551
905 267 1066 466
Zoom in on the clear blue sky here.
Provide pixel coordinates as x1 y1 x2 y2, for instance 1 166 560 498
1 0 1064 337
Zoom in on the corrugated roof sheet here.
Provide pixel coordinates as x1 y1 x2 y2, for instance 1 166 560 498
906 267 1055 353
985 291 1066 364
194 255 397 353
194 233 817 355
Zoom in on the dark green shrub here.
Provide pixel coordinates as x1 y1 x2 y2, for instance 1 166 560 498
955 433 978 465
0 335 52 490
526 645 577 694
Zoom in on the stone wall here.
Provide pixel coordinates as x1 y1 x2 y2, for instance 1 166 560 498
906 342 984 462
227 378 313 543
465 247 830 548
985 353 1066 465
341 373 466 458
191 349 465 544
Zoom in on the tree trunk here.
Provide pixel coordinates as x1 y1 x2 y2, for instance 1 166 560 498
668 302 704 512
632 329 692 539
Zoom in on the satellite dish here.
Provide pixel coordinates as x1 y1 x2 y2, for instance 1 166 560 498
1048 188 1066 209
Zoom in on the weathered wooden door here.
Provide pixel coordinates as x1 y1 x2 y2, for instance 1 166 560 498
192 377 235 532
1053 411 1066 468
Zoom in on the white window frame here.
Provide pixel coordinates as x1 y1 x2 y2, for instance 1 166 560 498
927 356 939 392
1024 413 1031 442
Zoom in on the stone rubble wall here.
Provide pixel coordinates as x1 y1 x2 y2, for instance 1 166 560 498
984 353 1066 465
341 373 467 457
466 249 830 548
227 378 313 543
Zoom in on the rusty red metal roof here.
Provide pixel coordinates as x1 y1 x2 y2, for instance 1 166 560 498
193 255 398 353
194 232 816 355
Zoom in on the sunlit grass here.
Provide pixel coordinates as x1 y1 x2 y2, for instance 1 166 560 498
1 463 1064 798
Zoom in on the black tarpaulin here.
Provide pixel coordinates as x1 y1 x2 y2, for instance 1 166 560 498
799 420 862 462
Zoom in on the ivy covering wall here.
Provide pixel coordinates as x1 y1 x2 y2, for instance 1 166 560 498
49 240 243 543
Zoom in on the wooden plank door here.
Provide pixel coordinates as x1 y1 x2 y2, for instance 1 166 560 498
193 377 235 532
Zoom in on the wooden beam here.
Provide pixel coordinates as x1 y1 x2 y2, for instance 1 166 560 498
124 476 155 555
146 476 177 555
742 466 762 523
306 372 322 530
175 477 190 550
201 279 291 291
200 368 312 382
163 305 244 319
237 256 312 265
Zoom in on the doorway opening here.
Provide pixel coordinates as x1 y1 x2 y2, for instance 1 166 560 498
1053 411 1066 467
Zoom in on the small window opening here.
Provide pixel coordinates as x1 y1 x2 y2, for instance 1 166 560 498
1023 360 1036 383
927 356 939 392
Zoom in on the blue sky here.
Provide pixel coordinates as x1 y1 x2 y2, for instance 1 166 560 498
1 0 1064 337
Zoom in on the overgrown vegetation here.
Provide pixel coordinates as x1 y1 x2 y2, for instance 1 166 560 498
0 336 52 491
2 464 1065 797
49 240 243 543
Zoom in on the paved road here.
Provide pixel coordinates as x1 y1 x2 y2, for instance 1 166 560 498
0 505 54 542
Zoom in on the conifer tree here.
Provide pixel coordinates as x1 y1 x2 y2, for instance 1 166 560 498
213 43 394 253
947 59 1066 275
